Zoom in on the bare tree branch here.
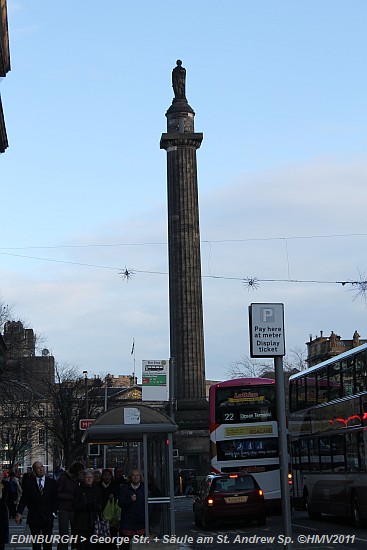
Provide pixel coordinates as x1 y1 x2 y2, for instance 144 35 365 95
226 355 273 379
39 363 107 468
227 347 307 380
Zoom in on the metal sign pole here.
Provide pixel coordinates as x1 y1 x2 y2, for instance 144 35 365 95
249 303 292 549
275 355 293 550
143 434 149 536
167 432 175 535
169 357 175 421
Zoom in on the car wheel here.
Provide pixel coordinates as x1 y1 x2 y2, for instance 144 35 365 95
257 514 267 526
304 491 320 520
351 493 362 528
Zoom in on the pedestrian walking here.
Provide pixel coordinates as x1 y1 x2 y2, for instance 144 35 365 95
72 468 102 550
118 468 145 544
15 461 58 550
93 469 102 484
57 462 84 550
184 471 195 496
53 466 64 482
0 468 10 550
99 469 119 550
8 471 22 518
113 467 127 487
21 466 34 490
99 469 119 511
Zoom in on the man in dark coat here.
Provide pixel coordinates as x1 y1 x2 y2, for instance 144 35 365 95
72 469 102 550
57 462 84 550
15 461 58 550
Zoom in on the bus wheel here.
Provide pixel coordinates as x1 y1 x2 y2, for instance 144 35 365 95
351 493 362 528
304 491 320 520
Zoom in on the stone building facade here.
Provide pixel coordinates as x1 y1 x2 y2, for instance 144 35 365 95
0 0 10 152
0 332 5 372
0 321 55 471
306 330 367 368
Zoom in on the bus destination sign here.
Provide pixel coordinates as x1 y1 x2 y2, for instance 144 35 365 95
249 303 285 358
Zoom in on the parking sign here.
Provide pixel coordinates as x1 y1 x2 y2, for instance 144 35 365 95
249 303 285 357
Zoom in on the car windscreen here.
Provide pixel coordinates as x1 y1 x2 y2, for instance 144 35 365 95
212 476 256 492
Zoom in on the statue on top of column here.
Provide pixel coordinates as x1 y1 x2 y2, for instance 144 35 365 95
172 59 186 100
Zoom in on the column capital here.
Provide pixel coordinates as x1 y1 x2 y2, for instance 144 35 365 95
160 132 203 151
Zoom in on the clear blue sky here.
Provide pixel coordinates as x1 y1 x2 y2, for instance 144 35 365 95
1 0 366 380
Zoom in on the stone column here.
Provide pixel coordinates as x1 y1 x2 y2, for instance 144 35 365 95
160 61 206 407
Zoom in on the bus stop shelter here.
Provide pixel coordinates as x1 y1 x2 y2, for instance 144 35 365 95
81 404 178 535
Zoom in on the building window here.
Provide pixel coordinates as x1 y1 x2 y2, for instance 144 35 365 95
21 429 28 445
38 429 45 445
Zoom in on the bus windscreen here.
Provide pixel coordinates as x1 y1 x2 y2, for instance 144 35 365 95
215 385 276 424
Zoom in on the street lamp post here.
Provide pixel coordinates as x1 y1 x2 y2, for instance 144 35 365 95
83 371 88 417
83 371 88 464
103 385 108 468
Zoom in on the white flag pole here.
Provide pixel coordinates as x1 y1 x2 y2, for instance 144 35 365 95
131 338 135 383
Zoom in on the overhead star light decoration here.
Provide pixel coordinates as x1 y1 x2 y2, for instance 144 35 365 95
347 270 367 305
243 276 259 291
242 270 367 306
119 267 134 282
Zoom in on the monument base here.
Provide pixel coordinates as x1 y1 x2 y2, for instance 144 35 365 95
173 399 210 475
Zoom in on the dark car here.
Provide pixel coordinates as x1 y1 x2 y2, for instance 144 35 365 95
193 472 266 529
